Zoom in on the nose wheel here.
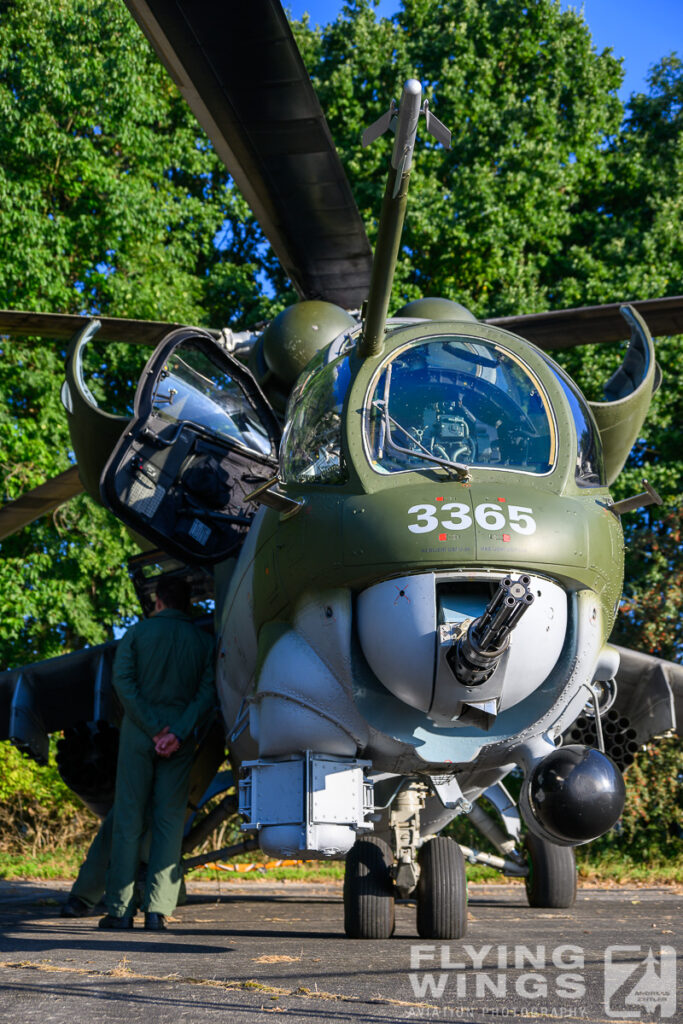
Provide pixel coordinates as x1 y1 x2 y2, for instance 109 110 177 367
343 835 395 938
416 836 468 939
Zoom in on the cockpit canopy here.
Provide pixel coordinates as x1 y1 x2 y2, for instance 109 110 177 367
280 350 352 484
101 329 281 566
365 336 556 476
152 343 274 458
278 331 606 488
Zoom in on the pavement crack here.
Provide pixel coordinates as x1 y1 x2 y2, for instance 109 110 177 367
0 960 435 1010
0 961 656 1021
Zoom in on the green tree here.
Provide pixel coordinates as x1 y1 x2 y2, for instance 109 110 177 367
295 0 625 316
556 60 683 662
0 0 283 324
554 54 683 309
0 0 284 664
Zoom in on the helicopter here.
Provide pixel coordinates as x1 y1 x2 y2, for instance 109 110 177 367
1 0 683 941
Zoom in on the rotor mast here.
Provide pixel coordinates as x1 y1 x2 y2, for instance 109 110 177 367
358 80 451 358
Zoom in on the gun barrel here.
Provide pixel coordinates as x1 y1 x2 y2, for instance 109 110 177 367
448 575 535 686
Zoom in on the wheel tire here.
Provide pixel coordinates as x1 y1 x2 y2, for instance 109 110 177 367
416 837 467 939
344 836 395 938
524 832 577 908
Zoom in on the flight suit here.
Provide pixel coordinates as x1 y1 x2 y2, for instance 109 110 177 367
70 810 113 910
70 810 165 910
106 609 215 918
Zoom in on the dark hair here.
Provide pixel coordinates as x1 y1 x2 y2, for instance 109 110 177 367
156 578 192 613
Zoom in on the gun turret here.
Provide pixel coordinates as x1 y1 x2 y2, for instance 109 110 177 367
448 575 535 686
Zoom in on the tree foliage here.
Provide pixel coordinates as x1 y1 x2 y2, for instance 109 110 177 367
0 0 286 324
0 0 286 663
612 736 682 858
296 0 625 315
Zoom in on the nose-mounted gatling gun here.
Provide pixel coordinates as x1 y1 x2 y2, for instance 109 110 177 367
448 575 535 686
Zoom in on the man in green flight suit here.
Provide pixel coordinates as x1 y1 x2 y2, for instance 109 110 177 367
61 809 115 916
99 577 215 931
62 808 183 917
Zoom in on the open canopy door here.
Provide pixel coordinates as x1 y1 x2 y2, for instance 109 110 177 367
101 328 280 565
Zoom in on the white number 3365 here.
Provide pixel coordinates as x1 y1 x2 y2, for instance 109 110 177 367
408 502 536 535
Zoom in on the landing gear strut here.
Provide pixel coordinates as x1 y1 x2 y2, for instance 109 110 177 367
343 778 470 939
461 782 577 909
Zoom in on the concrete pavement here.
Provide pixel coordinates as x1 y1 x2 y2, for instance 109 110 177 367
0 879 680 1023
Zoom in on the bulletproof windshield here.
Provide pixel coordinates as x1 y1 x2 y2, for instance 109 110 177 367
364 336 555 476
280 352 352 484
151 344 272 457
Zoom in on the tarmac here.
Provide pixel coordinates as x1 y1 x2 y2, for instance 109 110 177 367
0 878 680 1023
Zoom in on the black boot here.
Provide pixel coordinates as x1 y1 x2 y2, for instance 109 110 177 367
98 914 134 930
61 896 91 918
144 912 167 931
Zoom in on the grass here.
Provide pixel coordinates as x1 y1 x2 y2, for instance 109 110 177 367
2 847 680 887
185 861 346 883
0 845 91 881
575 849 683 886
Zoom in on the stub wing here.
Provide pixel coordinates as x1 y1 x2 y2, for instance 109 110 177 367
612 645 682 742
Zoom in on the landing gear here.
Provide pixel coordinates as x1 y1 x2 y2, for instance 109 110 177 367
523 832 577 908
343 778 471 939
343 835 395 938
460 783 577 908
416 836 468 939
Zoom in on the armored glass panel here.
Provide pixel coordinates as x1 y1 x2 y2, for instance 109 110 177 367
151 343 272 456
365 337 555 475
540 357 606 487
280 353 352 484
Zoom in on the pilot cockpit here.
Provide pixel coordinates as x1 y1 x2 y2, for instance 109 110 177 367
364 336 556 476
278 334 562 486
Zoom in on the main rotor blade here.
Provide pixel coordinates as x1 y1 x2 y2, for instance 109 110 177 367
0 466 84 542
123 0 372 308
487 295 683 349
0 309 192 345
